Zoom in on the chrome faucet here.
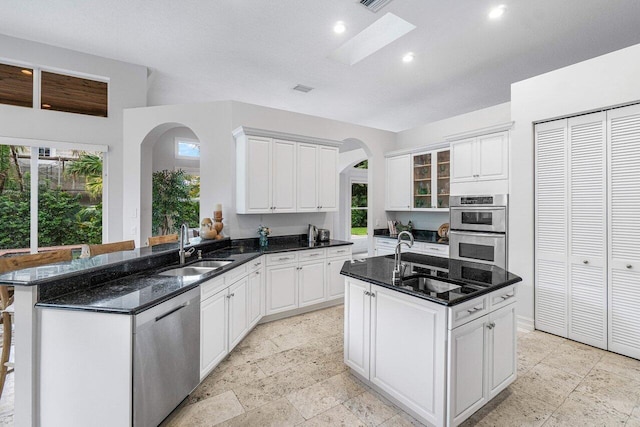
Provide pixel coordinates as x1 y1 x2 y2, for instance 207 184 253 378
179 223 195 264
392 230 414 284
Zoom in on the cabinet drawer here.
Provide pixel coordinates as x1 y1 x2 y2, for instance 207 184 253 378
374 237 396 248
449 296 489 329
226 263 248 284
488 285 516 311
247 257 264 273
414 242 449 257
266 252 298 266
201 275 226 301
298 248 326 261
327 246 352 258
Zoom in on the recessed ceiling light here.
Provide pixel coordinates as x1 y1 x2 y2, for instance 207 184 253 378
402 52 414 63
293 84 314 93
21 69 33 76
489 5 506 19
334 21 346 34
41 103 51 109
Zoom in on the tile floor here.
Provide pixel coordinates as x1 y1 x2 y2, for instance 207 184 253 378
163 305 640 426
2 305 640 426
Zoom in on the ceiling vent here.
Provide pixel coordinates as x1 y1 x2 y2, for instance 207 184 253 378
293 84 314 93
360 0 394 12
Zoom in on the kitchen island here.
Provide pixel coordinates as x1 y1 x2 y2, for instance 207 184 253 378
340 252 522 427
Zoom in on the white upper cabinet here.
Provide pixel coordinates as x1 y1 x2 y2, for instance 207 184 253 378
450 131 508 183
385 154 411 211
297 144 338 212
234 127 340 214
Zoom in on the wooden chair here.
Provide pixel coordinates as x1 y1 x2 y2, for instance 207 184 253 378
0 249 73 398
147 234 178 247
79 240 135 258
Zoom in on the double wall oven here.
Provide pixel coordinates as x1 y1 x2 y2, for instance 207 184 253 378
449 195 508 269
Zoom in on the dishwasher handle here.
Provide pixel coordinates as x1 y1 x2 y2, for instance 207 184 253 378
155 303 187 322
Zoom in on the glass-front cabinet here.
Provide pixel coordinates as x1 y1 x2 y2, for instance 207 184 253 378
412 148 450 210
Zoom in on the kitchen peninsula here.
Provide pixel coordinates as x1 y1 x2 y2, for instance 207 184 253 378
0 235 352 426
341 252 522 427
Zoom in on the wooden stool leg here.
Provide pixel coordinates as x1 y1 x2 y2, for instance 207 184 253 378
0 312 11 398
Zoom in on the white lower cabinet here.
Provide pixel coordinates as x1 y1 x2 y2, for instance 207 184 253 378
447 303 516 426
345 278 447 426
200 288 228 378
345 277 517 427
298 259 326 307
228 276 249 350
266 262 298 315
248 267 264 329
327 256 350 299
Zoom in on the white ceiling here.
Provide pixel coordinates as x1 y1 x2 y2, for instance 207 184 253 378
2 0 640 132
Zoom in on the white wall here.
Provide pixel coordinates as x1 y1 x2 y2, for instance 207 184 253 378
151 127 199 173
0 34 148 242
510 43 640 329
123 101 396 247
396 102 511 149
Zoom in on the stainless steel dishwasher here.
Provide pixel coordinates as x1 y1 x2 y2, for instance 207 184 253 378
133 287 200 427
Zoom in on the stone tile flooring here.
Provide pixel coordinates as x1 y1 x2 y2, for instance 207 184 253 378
2 304 640 426
163 305 640 427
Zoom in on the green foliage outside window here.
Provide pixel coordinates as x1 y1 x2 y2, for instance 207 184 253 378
152 169 199 236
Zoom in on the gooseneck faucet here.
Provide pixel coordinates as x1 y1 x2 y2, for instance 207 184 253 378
392 231 414 284
179 223 195 264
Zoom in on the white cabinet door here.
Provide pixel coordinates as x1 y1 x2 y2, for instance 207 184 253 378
298 260 326 307
327 257 349 299
245 136 272 213
488 304 516 398
297 143 318 212
318 145 338 211
608 104 640 359
535 120 569 337
450 137 476 182
266 263 298 315
248 269 263 329
200 290 228 379
272 139 297 213
344 279 370 378
385 154 411 211
567 112 607 349
228 277 249 351
447 314 487 426
370 284 446 427
477 132 508 181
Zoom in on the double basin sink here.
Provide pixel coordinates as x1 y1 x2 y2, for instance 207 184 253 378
158 259 233 279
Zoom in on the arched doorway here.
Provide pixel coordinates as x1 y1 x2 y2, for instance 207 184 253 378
139 123 201 246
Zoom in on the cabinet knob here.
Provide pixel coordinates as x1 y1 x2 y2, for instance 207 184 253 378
486 322 495 330
627 264 633 269
583 260 589 264
371 292 376 298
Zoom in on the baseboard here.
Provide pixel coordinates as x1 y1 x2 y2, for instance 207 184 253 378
517 315 535 332
259 298 344 324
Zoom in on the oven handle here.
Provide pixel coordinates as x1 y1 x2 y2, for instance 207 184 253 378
449 230 506 239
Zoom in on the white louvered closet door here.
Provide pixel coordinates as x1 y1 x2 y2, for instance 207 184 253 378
608 104 640 359
567 113 607 349
535 120 568 337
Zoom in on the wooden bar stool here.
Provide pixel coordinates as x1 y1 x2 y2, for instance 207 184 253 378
147 234 178 247
0 249 73 398
79 240 135 258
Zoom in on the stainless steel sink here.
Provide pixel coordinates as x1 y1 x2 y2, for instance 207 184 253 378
188 260 233 269
400 275 461 293
158 266 217 277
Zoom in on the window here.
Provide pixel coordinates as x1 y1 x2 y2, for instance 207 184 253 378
39 147 52 157
41 71 108 117
175 138 200 159
0 63 33 108
0 143 105 257
351 182 368 237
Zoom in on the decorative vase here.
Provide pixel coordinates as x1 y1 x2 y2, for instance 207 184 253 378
259 234 268 248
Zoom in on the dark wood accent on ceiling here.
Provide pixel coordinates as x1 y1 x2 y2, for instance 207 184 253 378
0 63 34 108
41 71 108 117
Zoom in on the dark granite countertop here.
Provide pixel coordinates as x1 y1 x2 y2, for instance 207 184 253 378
340 252 521 307
32 236 352 315
373 229 449 245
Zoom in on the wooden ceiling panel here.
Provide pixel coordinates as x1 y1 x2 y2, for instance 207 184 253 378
0 63 34 108
41 71 108 117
